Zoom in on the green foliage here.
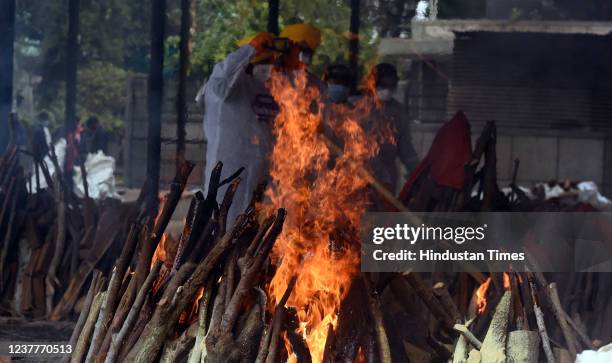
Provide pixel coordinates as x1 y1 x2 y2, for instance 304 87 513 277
77 62 128 133
190 0 269 77
17 0 474 135
188 0 380 79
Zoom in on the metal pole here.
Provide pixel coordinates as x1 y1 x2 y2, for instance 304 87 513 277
267 0 280 35
176 0 191 169
65 0 80 135
348 0 361 85
147 0 166 218
0 0 16 155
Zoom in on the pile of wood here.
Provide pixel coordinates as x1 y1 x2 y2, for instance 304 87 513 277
55 160 298 363
0 145 137 318
382 270 604 363
2 112 610 363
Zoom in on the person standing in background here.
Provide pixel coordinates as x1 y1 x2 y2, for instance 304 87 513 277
202 25 323 224
322 64 353 104
202 31 276 224
81 116 108 155
361 63 419 197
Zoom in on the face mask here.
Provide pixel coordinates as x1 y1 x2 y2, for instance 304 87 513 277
327 83 350 103
298 50 312 65
252 64 272 83
376 87 394 102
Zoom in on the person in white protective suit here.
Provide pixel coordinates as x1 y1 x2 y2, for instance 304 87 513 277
202 32 276 224
202 25 322 224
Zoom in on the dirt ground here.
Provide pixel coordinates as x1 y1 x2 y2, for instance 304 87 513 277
0 318 74 362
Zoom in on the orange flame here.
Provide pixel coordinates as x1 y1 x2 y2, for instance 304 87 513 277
151 233 179 269
265 70 387 362
151 233 169 269
503 272 511 290
476 277 492 315
179 286 205 325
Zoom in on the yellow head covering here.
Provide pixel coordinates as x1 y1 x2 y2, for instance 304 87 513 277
280 24 321 50
236 32 274 64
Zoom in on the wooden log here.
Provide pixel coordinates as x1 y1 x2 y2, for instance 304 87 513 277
481 122 497 211
0 175 22 293
284 307 312 363
480 290 512 363
426 333 452 360
527 272 555 363
102 271 137 357
553 348 572 363
127 212 252 363
453 323 482 350
264 275 296 363
186 277 215 363
72 290 105 363
333 277 369 361
105 261 162 363
218 177 241 236
133 160 194 290
510 272 529 330
45 182 66 315
364 276 392 363
506 330 540 363
218 210 285 338
62 271 103 363
84 221 142 361
452 333 470 363
0 176 17 284
50 204 122 320
173 192 206 269
549 282 579 359
125 262 196 361
565 310 596 350
13 235 31 316
159 320 198 363
465 349 481 363
401 273 455 329
433 281 461 323
235 288 267 363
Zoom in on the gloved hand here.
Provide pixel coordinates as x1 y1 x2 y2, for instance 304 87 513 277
249 32 274 56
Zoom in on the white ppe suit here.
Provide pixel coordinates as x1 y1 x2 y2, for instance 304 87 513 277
202 45 275 223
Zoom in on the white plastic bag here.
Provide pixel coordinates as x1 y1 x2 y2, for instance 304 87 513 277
576 343 612 363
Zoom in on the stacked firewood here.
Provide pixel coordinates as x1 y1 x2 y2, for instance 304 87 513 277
0 145 136 318
57 161 295 363
372 115 610 362
2 111 610 363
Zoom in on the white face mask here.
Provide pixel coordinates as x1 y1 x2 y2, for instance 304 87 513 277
252 64 272 83
376 87 394 101
298 50 313 65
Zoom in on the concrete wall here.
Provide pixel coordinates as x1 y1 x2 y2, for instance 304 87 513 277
124 74 205 188
410 125 612 196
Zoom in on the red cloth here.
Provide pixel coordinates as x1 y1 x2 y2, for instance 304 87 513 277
399 111 473 202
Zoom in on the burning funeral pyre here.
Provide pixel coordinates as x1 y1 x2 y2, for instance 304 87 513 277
1 73 611 363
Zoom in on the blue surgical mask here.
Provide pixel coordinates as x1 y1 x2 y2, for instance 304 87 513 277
327 84 350 103
376 87 394 102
